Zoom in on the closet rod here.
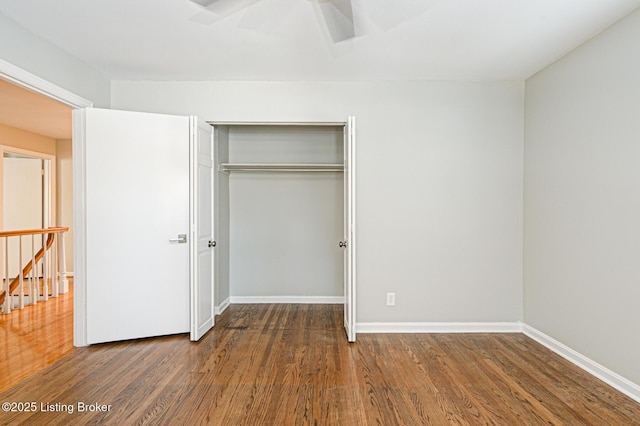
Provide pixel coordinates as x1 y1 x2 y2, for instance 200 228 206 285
221 163 344 172
209 121 346 127
224 169 344 173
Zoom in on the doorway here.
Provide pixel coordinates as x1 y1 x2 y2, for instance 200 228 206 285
213 121 356 341
0 68 80 391
2 149 53 277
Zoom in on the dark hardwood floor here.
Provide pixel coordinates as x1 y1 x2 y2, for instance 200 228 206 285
1 304 639 425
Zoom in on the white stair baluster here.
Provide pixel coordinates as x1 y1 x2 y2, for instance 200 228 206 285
3 237 10 314
42 234 48 301
58 231 68 294
0 228 69 314
18 236 24 309
31 234 37 305
52 233 58 298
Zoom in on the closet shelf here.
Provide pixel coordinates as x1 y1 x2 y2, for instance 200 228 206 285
220 163 344 172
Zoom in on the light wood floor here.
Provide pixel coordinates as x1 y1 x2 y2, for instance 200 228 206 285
0 279 74 393
1 303 639 425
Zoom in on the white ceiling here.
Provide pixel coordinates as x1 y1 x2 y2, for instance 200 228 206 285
1 0 640 140
0 0 639 82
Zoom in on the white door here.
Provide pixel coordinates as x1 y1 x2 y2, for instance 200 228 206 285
76 108 191 344
190 118 215 341
343 116 356 342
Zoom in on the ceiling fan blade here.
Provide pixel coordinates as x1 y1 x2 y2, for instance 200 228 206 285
189 0 261 25
189 0 220 6
317 0 356 43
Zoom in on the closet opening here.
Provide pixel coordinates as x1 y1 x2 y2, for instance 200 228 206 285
212 121 356 341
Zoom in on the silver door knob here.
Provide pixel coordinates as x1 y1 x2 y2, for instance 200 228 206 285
169 234 187 244
208 240 216 248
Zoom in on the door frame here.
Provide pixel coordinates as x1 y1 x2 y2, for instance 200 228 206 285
344 116 356 342
0 59 93 109
210 120 357 341
1 147 56 279
0 145 56 231
0 59 93 346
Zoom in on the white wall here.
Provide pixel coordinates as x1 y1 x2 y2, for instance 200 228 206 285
3 156 43 277
0 13 110 107
111 80 524 323
525 8 640 385
227 126 344 299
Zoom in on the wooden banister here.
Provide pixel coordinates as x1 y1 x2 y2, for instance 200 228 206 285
0 227 68 238
0 228 69 308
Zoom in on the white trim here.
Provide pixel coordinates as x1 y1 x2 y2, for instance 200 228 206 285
215 297 230 315
72 109 88 347
522 324 640 403
1 145 56 160
0 145 57 230
230 296 344 304
357 322 523 334
0 59 92 108
0 60 92 347
345 115 357 343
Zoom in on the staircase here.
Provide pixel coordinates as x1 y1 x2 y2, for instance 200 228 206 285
0 227 69 314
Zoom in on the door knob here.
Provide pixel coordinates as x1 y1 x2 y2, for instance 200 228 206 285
339 241 348 248
169 234 187 244
208 240 216 248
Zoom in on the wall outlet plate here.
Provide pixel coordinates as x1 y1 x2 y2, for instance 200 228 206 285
386 293 396 306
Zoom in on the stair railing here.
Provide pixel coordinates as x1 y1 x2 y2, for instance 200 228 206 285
0 227 69 314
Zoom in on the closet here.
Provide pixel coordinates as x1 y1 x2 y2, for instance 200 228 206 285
213 119 356 341
74 109 355 344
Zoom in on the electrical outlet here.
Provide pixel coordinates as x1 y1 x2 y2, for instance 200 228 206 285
386 293 396 306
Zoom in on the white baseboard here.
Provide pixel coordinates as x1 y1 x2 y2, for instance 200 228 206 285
203 300 640 403
229 296 344 304
215 297 230 315
357 322 523 333
522 324 640 403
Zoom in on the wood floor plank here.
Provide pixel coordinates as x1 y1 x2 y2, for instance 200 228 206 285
1 304 639 425
0 279 74 393
403 335 501 424
436 335 541 424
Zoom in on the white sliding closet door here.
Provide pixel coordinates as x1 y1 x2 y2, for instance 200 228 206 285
343 116 356 342
75 108 192 344
190 118 215 341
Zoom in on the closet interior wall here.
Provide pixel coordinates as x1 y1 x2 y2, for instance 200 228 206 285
215 124 345 304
